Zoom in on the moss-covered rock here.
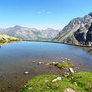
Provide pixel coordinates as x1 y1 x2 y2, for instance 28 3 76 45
46 61 74 70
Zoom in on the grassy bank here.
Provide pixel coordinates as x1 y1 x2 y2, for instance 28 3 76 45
20 61 92 92
0 33 20 44
20 72 92 92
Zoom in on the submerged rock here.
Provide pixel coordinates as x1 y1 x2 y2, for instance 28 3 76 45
24 71 29 75
32 61 36 63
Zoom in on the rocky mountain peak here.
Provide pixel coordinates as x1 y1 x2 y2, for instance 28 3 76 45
54 12 92 46
88 12 92 17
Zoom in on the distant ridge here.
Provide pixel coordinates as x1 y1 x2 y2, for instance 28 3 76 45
0 26 59 41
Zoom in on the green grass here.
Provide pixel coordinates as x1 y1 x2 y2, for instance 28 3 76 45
20 74 86 92
47 61 73 70
68 72 92 92
20 72 92 92
56 62 73 69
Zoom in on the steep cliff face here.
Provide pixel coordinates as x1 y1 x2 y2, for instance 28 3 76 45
54 12 92 46
86 23 92 46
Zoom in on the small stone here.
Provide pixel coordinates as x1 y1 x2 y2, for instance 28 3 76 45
32 61 35 63
47 87 50 89
52 77 62 82
45 79 49 82
71 77 74 79
52 62 56 64
28 87 32 90
24 85 26 87
69 68 74 73
38 62 42 64
64 88 80 92
65 58 68 60
64 73 70 77
8 85 11 88
74 82 77 86
67 59 71 61
24 71 29 75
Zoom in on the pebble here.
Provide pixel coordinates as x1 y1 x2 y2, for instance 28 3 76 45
32 61 36 63
28 87 32 90
52 77 62 82
24 71 29 75
74 82 77 86
69 68 74 73
38 62 42 64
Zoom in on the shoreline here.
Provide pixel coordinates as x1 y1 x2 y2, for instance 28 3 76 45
22 40 92 48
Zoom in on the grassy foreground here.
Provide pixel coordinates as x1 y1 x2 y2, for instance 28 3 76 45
20 72 92 92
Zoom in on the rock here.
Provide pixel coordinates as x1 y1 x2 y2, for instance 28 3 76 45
54 12 92 46
24 71 29 75
38 62 42 64
28 87 32 90
32 61 36 63
74 82 77 86
67 59 71 61
69 68 74 73
45 79 49 83
46 62 58 66
64 73 70 77
64 88 81 92
65 58 68 60
52 77 62 82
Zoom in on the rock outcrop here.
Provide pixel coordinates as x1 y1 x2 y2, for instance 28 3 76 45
54 12 92 46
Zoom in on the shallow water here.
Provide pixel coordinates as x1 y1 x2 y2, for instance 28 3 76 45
0 41 92 92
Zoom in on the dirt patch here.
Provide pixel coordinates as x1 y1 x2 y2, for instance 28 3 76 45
64 88 81 92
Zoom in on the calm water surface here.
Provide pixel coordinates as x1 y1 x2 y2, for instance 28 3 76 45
0 41 92 92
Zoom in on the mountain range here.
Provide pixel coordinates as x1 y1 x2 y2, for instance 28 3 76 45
0 26 59 41
0 12 92 46
54 12 92 46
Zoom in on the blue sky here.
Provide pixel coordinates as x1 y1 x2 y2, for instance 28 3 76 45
0 0 92 29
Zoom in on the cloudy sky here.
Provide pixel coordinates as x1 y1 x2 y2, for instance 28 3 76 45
0 0 92 29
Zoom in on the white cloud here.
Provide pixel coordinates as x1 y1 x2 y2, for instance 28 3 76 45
37 10 52 15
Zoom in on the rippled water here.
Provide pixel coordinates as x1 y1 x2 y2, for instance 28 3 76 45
0 41 92 92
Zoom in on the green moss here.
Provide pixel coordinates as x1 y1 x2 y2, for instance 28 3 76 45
47 61 73 70
20 71 92 92
56 62 73 69
20 74 85 92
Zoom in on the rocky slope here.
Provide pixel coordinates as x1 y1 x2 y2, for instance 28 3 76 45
0 26 59 41
0 33 19 43
54 12 92 46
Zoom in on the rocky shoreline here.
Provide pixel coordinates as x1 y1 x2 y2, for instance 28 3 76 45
19 57 92 92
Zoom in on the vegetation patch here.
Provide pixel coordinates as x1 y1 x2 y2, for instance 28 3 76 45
20 72 92 92
20 74 86 92
46 61 74 70
68 72 92 92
